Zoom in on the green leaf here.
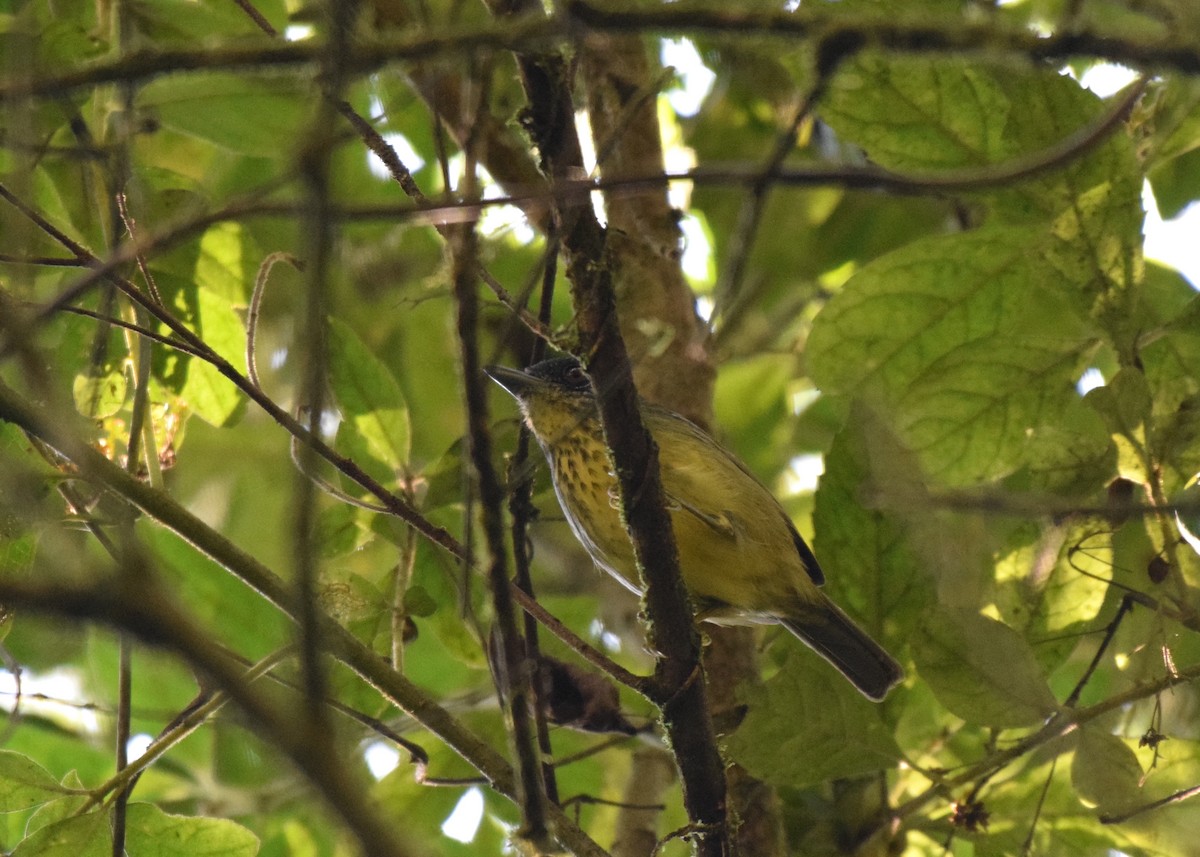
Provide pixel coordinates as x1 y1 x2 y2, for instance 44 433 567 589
824 54 1143 344
823 53 1011 171
0 750 67 813
195 221 249 302
124 803 259 856
25 772 88 836
813 403 934 624
11 811 110 857
1071 727 1143 814
403 585 437 618
1085 368 1152 439
315 502 363 559
178 287 247 427
328 318 411 471
713 353 793 479
824 54 1140 228
72 368 128 420
137 73 306 158
994 523 1110 674
1143 78 1200 167
913 606 1058 727
808 226 1108 489
727 650 900 787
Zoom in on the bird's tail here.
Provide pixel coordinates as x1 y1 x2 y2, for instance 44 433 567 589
780 598 903 701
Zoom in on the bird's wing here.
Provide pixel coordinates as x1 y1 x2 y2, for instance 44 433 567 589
649 406 826 585
648 408 756 543
665 492 738 539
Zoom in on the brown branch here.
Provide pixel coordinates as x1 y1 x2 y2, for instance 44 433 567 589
492 6 731 854
508 585 651 697
565 1 1200 74
289 0 361 773
508 234 562 803
0 6 1190 105
0 18 564 100
452 202 553 845
1099 782 1200 825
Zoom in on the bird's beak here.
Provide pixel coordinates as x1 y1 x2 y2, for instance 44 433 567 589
483 365 536 399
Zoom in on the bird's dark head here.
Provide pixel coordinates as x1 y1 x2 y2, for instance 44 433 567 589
485 357 598 438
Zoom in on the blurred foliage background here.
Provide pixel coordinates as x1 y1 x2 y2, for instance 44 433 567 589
2 0 1200 855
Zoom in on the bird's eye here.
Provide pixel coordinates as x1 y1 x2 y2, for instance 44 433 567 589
567 366 586 384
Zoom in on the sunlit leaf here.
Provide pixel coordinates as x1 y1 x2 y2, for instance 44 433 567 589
0 751 66 814
914 606 1059 727
328 318 411 472
124 802 259 857
137 73 307 158
177 287 247 427
808 226 1110 489
10 810 109 857
728 650 900 787
1072 727 1143 814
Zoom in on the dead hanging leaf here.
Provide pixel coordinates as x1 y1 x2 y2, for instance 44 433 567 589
486 626 640 736
536 655 640 736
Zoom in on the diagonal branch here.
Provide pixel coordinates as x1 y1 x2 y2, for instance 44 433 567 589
0 375 613 857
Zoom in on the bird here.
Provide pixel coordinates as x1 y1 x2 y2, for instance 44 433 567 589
485 356 903 701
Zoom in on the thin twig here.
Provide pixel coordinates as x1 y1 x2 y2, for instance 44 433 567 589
246 251 303 389
1099 781 1200 824
451 140 554 846
714 53 838 328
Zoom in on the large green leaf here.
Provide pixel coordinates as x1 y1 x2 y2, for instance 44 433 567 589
137 73 307 159
823 54 1144 344
0 751 66 814
812 404 934 627
1071 727 1143 815
914 606 1059 727
807 226 1111 489
823 54 1012 172
11 811 110 857
179 285 247 427
124 803 260 857
328 318 412 473
727 650 900 787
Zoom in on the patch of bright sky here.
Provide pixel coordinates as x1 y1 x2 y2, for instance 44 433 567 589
659 42 715 287
284 23 315 41
1076 62 1140 97
0 667 100 734
442 786 485 843
441 153 536 244
1076 366 1106 396
587 618 623 652
1143 183 1200 290
574 110 608 228
127 733 154 762
479 173 537 245
784 453 825 495
365 93 427 182
1072 63 1200 288
661 39 716 118
680 215 714 284
364 740 401 780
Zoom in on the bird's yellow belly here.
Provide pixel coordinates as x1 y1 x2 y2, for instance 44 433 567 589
552 448 789 616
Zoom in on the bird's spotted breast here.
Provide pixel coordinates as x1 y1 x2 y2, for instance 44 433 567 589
547 428 638 586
